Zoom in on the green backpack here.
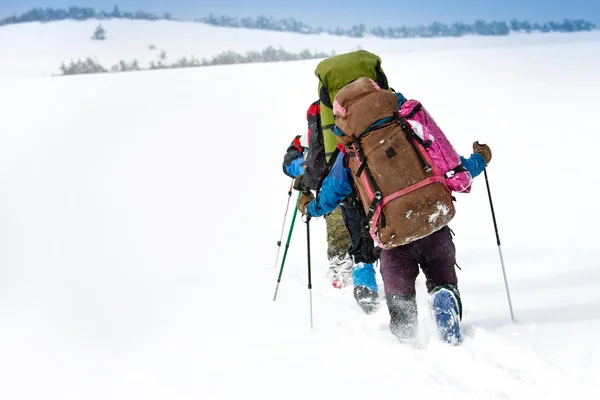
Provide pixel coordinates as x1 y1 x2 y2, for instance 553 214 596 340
314 50 390 162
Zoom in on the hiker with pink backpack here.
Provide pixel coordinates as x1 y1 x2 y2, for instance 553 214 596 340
299 53 491 345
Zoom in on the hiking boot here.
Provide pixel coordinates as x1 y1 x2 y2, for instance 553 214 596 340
353 286 379 314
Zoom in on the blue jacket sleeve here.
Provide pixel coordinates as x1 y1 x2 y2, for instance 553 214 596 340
460 154 486 178
307 154 352 217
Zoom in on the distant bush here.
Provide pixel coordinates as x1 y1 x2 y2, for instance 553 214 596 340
59 58 108 75
201 46 333 66
57 47 335 76
91 24 106 40
150 56 201 69
110 59 141 72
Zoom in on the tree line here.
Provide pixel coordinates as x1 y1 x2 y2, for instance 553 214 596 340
198 15 596 38
0 6 171 26
1 6 596 39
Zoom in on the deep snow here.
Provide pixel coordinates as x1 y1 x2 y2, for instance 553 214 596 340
1 19 600 399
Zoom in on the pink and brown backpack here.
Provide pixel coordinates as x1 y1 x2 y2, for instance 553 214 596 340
332 77 472 249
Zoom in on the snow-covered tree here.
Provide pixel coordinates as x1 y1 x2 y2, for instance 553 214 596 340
91 24 106 40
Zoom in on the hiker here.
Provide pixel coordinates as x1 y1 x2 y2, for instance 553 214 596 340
282 100 380 313
301 64 491 345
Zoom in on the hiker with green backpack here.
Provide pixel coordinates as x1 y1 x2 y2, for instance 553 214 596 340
296 50 492 345
282 100 380 314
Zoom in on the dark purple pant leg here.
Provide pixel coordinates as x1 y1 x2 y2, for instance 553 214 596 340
417 226 458 292
379 227 457 295
380 243 419 295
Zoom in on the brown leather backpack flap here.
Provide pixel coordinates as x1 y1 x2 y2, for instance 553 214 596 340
334 78 398 139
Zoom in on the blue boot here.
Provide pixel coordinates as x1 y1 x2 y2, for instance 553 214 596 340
352 263 379 314
431 286 462 345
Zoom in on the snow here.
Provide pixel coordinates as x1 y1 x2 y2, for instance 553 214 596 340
428 202 450 223
2 18 600 79
1 19 600 399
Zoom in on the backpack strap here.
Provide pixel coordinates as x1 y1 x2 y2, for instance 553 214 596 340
401 104 434 148
353 118 395 178
321 123 337 159
403 102 423 119
375 61 389 92
367 175 447 248
445 164 467 178
318 74 333 109
350 134 387 229
395 115 432 173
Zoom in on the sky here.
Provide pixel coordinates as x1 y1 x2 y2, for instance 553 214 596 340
1 0 599 27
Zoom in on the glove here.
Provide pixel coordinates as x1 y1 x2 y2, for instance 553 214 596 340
297 192 314 215
287 135 305 154
473 141 492 165
293 174 308 192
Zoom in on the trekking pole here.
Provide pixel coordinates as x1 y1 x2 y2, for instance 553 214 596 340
304 212 314 330
272 179 295 270
483 167 516 322
272 192 301 301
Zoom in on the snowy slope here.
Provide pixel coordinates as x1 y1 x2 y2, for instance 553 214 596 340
1 21 600 399
1 18 600 79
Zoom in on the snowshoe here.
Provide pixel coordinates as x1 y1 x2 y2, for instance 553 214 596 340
328 254 353 288
353 286 380 314
431 287 462 345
